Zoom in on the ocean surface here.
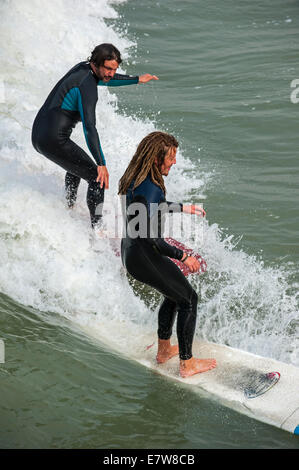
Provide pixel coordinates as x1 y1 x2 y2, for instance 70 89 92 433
0 0 298 449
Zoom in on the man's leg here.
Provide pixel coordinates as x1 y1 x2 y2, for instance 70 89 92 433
86 180 105 228
32 109 106 228
124 249 197 361
123 247 216 376
156 298 179 363
65 172 81 208
34 137 105 228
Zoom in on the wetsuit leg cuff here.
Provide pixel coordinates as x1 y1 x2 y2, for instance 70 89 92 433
179 353 193 361
157 331 172 340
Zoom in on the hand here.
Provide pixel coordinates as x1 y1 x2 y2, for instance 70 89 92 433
138 73 159 83
96 165 109 189
182 254 201 273
183 204 206 217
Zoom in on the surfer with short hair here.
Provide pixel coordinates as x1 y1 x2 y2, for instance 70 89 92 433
32 43 158 228
118 131 217 377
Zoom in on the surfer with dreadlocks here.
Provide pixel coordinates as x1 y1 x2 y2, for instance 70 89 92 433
118 131 217 377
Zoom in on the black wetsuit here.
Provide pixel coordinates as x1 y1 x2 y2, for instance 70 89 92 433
121 176 198 360
31 61 139 227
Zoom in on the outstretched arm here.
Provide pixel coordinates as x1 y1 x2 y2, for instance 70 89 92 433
100 73 159 87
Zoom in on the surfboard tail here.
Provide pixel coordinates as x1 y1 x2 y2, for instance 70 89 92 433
165 237 207 276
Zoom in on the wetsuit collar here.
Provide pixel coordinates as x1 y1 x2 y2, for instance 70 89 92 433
89 62 99 82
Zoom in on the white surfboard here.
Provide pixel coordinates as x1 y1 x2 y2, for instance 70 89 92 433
134 337 299 436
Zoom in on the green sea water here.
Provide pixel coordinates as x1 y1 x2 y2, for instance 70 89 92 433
112 0 299 266
0 0 298 450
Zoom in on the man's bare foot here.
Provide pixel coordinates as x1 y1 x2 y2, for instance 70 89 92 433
156 339 179 364
180 357 217 378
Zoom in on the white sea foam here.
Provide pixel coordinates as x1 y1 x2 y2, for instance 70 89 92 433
0 0 297 366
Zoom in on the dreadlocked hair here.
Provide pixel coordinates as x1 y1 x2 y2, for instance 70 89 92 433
118 131 178 196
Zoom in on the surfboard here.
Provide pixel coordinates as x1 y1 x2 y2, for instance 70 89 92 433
135 337 299 436
76 313 299 437
109 237 207 277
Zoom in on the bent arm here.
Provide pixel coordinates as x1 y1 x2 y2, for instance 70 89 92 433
79 77 106 165
149 236 184 260
131 183 184 260
165 200 183 213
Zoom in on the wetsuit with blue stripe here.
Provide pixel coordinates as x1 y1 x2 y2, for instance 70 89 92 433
31 61 139 227
121 175 198 360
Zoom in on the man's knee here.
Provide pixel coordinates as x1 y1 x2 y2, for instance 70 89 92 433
65 172 81 187
178 288 198 312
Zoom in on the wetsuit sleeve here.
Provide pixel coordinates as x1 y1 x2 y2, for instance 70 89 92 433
150 234 184 260
78 74 106 166
165 201 183 213
99 73 139 87
133 182 184 260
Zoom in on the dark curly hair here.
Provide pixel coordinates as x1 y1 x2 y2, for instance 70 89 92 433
88 43 122 67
